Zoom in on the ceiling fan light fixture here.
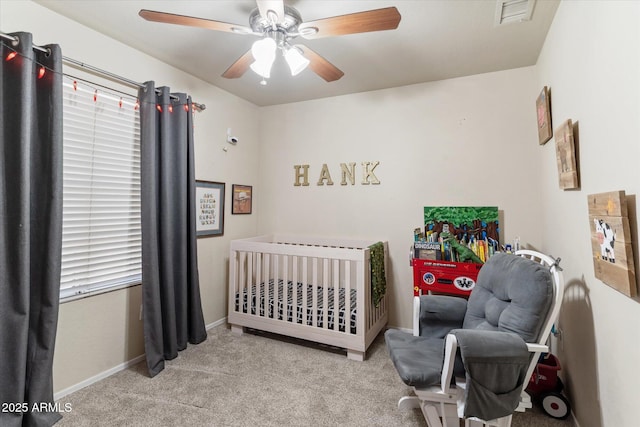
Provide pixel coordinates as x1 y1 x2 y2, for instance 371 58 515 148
251 37 277 61
284 46 310 76
250 58 274 78
250 37 277 78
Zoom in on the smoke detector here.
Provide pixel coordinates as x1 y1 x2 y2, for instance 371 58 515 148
495 0 536 25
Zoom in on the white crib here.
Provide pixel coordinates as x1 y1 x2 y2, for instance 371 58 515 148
227 234 389 361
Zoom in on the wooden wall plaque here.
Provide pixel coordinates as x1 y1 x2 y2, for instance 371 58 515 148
555 119 579 190
536 86 552 145
588 191 637 297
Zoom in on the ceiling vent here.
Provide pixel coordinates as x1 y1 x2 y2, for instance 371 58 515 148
494 0 536 25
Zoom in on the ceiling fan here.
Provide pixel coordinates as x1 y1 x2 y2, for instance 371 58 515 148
139 0 401 83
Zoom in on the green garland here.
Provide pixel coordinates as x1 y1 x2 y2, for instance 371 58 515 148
369 242 386 307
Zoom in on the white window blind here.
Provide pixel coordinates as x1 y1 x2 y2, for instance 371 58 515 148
60 78 141 300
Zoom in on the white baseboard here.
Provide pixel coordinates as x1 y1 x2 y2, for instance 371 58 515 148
571 411 580 427
54 353 146 401
54 317 227 401
206 316 227 330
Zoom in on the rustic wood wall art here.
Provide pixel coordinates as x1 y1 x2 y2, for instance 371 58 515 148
555 119 579 190
536 86 552 145
588 190 636 297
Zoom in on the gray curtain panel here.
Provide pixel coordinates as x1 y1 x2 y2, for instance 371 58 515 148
0 32 63 426
139 82 207 378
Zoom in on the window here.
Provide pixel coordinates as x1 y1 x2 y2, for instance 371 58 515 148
59 77 141 301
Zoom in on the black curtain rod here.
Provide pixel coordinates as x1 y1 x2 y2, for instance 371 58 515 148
0 31 206 111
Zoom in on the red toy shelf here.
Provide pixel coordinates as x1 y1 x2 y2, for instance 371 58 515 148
412 258 483 297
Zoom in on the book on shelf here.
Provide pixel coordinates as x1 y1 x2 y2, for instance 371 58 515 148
414 241 442 260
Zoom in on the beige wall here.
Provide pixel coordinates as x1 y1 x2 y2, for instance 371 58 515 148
536 2 640 427
257 66 545 329
1 0 261 394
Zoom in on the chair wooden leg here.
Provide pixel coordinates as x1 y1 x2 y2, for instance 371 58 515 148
495 415 512 426
398 396 420 410
423 405 443 427
440 402 459 427
420 401 458 427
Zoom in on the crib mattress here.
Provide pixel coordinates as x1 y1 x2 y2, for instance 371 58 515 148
235 279 357 334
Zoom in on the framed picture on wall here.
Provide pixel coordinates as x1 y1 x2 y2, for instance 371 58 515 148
554 119 579 190
536 86 552 145
195 180 225 237
588 191 636 297
232 184 252 214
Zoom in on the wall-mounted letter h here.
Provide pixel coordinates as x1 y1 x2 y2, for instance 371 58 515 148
293 164 310 186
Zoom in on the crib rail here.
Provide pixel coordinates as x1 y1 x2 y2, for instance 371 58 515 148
228 235 388 359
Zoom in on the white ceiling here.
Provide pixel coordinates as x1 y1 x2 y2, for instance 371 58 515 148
34 0 560 106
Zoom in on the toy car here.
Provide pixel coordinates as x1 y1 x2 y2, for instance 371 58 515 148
525 353 571 419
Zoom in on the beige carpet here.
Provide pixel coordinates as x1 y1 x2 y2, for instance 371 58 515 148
56 325 574 426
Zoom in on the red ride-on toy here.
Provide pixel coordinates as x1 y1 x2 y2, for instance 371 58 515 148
525 353 571 419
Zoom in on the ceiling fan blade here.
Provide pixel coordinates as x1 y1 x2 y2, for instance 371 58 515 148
222 49 254 79
139 9 250 34
298 7 401 39
256 0 285 23
296 45 344 82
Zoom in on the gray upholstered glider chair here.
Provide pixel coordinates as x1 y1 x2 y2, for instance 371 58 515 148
385 250 564 427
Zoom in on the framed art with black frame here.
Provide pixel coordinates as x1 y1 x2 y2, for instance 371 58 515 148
195 180 225 237
232 184 252 215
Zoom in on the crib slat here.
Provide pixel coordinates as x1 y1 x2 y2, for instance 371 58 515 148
333 259 340 331
256 252 263 317
283 255 289 322
293 255 298 324
247 252 256 313
249 252 255 314
238 252 245 313
262 254 271 317
273 254 279 319
323 258 329 330
302 256 308 326
229 250 238 315
345 260 351 334
256 252 261 315
240 252 251 313
312 257 318 327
